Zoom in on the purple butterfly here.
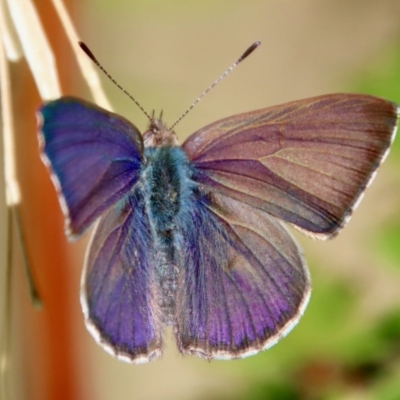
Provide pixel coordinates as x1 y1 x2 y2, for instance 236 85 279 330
38 54 398 363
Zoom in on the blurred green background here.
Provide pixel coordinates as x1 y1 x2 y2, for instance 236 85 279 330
5 1 400 399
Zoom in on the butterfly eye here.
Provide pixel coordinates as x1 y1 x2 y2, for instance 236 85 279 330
143 130 153 144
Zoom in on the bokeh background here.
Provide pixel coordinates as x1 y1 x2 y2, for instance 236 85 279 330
2 1 400 399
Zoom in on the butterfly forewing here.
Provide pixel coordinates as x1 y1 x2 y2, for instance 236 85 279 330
183 94 398 238
174 191 310 359
38 97 144 238
81 190 163 363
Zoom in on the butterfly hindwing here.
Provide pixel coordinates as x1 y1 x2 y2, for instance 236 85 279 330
183 94 398 239
81 189 163 363
174 190 310 359
38 97 144 238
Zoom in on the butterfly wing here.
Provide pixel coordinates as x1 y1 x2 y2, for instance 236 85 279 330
183 94 398 238
81 189 163 363
39 98 159 361
38 97 144 238
174 191 310 359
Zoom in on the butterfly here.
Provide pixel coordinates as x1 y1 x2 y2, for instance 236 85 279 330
38 70 398 363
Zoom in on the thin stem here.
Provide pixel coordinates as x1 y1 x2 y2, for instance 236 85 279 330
51 0 112 110
0 207 13 400
0 4 43 310
13 205 43 308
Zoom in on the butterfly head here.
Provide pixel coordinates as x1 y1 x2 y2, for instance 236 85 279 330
143 118 179 148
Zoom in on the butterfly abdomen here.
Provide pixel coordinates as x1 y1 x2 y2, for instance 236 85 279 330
143 146 196 324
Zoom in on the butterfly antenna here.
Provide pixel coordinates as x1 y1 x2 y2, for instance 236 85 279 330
79 42 153 121
169 41 261 131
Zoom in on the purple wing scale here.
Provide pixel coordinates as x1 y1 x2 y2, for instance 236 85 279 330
174 192 310 359
81 190 163 363
38 97 144 238
183 94 398 238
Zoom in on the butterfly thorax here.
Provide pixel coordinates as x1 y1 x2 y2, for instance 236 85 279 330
142 145 195 325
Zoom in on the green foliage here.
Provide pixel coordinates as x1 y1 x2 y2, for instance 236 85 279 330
377 220 400 267
353 41 400 155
